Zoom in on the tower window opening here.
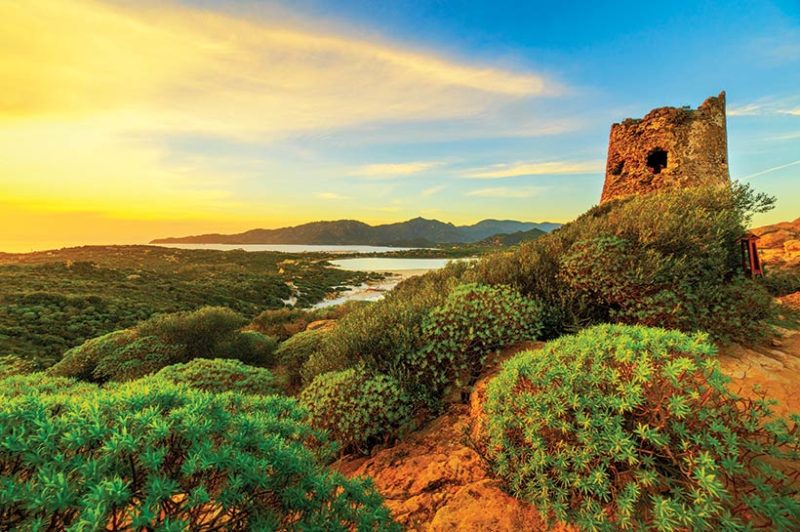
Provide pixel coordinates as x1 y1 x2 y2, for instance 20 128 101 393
646 149 668 174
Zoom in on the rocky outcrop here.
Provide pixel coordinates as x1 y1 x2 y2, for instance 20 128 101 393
332 342 573 531
334 327 800 531
780 291 800 312
752 217 800 270
601 92 729 203
718 322 800 418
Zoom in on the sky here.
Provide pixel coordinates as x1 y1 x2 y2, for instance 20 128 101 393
1 0 799 252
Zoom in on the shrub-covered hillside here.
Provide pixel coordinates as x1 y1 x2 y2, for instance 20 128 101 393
3 183 797 531
467 183 777 342
0 246 374 366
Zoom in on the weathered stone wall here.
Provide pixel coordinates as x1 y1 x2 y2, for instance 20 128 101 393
600 92 730 203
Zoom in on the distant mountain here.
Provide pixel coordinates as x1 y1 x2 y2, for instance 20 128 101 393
151 217 560 246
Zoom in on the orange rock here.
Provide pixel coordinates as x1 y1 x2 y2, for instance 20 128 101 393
718 327 800 418
429 479 569 531
333 342 558 531
780 292 800 311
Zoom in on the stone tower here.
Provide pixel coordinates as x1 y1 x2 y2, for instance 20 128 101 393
600 92 730 203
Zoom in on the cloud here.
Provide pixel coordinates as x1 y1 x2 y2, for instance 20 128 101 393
739 159 800 180
0 0 564 229
352 161 442 179
421 184 446 197
316 192 350 200
465 160 604 179
728 103 766 117
466 186 546 199
727 96 800 117
0 0 557 140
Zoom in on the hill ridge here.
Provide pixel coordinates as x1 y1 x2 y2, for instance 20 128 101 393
151 218 560 246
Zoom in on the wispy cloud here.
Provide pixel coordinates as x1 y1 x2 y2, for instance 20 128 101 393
0 0 562 226
739 159 800 180
465 160 604 179
728 96 800 117
466 186 546 198
0 0 558 140
352 161 442 179
728 103 766 117
316 192 350 200
421 184 446 197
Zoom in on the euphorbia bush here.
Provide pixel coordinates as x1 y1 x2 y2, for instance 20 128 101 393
415 283 543 396
0 379 397 530
0 354 37 379
300 368 412 454
91 334 184 382
302 262 467 384
48 329 137 381
154 358 281 395
0 372 98 398
485 324 800 530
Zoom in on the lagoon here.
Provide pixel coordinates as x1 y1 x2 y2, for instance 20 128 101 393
329 257 453 272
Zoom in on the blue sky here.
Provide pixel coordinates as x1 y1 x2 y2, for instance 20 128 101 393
1 0 798 250
184 0 800 224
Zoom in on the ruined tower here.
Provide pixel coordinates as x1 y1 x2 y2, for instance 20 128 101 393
600 92 730 203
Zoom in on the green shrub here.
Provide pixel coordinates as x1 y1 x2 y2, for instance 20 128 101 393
217 330 278 366
467 183 777 342
0 354 38 379
91 335 185 382
300 368 412 454
154 358 281 395
761 269 800 297
0 372 98 398
275 329 324 390
0 379 397 530
48 309 278 384
614 278 775 343
485 324 800 530
251 308 312 341
137 306 247 359
48 329 136 381
415 283 543 397
303 263 465 384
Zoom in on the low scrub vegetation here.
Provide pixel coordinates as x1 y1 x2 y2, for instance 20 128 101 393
275 329 325 390
415 283 543 397
0 246 371 366
300 368 412 454
0 354 38 379
251 302 363 341
0 378 397 530
485 324 800 530
468 183 777 342
153 358 282 396
49 307 277 383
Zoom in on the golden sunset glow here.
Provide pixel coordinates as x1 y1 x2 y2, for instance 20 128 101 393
0 0 561 250
1 0 797 252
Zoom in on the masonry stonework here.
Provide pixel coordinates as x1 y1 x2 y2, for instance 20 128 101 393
600 92 730 203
